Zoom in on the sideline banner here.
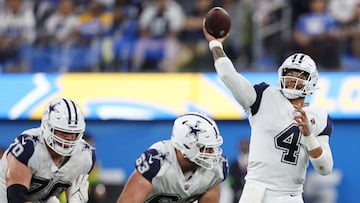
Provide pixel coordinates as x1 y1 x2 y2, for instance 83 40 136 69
0 72 359 120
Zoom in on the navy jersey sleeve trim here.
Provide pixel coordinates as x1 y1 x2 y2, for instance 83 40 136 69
318 115 333 137
250 82 270 116
221 154 229 181
89 148 97 174
9 134 35 166
135 148 162 182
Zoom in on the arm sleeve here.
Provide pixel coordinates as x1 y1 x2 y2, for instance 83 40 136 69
310 135 333 175
214 57 256 110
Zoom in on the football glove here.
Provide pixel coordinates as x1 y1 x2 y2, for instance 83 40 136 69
68 174 89 203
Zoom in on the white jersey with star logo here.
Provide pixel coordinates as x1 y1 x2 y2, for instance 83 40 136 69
0 127 96 203
135 140 228 203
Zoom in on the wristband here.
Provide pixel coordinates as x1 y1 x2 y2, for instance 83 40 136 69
303 134 320 151
209 40 223 51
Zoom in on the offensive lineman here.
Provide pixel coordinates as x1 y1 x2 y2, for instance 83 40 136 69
0 98 96 203
203 23 334 202
117 112 228 203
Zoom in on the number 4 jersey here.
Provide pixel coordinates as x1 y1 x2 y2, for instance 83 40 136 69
0 127 96 203
245 83 332 193
135 140 228 203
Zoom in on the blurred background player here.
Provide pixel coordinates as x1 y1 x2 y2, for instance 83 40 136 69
228 137 249 203
203 24 334 203
82 133 105 203
0 97 96 203
0 0 36 72
293 0 341 71
132 0 186 72
116 112 228 203
303 168 342 203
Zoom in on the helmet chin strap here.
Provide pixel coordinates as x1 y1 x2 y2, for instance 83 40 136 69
281 90 300 100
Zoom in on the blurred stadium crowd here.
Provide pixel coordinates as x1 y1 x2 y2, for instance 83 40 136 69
1 0 360 73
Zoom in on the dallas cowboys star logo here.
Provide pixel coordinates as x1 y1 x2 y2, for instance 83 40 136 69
154 152 170 163
49 103 59 113
82 143 91 151
32 135 40 143
185 121 205 140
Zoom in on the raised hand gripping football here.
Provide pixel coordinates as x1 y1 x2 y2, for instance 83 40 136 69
68 174 89 203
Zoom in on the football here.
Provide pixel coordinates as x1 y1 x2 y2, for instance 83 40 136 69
204 7 231 38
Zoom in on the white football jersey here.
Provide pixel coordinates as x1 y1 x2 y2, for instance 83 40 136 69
135 140 228 203
245 83 333 192
0 127 96 203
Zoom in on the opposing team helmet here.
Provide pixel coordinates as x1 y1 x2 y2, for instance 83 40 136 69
41 98 85 156
171 112 223 169
278 53 319 99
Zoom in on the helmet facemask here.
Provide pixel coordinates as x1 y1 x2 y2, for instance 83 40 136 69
42 122 83 156
190 141 223 169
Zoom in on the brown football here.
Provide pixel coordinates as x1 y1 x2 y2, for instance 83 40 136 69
204 7 231 38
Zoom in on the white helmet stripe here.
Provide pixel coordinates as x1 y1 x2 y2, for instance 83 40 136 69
291 53 305 64
62 98 78 124
70 99 78 124
291 53 298 63
298 54 305 63
62 98 72 124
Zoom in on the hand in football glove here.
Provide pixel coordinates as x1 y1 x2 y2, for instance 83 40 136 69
68 174 89 203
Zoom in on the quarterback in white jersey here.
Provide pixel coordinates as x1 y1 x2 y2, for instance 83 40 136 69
203 24 333 203
117 112 229 203
0 98 96 203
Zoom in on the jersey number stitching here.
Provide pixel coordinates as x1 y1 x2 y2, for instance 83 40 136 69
10 137 25 157
29 177 71 201
136 153 150 174
274 124 301 165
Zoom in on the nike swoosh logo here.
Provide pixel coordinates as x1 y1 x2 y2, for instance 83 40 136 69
148 155 154 164
21 137 26 145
